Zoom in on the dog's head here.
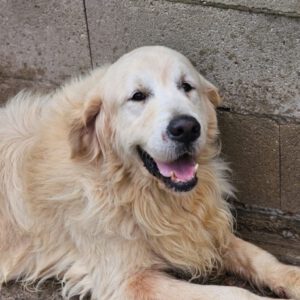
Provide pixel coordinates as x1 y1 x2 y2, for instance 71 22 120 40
70 46 221 192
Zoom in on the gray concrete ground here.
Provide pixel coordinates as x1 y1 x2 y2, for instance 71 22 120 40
1 273 282 300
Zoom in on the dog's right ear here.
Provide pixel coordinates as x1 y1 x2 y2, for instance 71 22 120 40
69 97 102 161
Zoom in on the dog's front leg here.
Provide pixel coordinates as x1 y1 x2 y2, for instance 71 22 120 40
125 270 286 300
223 234 300 299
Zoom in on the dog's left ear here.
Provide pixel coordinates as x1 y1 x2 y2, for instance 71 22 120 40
199 74 222 107
69 97 102 161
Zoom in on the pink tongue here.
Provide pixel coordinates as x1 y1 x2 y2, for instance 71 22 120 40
156 155 196 182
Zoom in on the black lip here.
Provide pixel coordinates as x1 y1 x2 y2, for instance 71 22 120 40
137 146 198 192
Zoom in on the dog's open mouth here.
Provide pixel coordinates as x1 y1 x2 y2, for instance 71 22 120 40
137 147 198 192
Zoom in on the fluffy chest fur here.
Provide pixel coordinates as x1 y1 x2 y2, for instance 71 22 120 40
25 129 233 279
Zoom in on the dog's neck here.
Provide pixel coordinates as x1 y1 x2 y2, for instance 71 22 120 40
27 123 233 277
82 147 234 277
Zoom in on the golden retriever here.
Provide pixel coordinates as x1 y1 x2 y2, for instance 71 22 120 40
0 46 299 300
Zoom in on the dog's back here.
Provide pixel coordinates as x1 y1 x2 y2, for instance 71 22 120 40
0 93 51 228
0 93 47 284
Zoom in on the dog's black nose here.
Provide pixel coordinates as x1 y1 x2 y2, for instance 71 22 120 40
167 115 201 144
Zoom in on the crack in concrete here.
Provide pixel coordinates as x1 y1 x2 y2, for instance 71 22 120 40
278 124 282 210
83 0 94 69
166 0 300 19
217 108 300 125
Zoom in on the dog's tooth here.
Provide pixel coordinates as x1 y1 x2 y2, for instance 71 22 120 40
194 164 199 174
170 171 177 181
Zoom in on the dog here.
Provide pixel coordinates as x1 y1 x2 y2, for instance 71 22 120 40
0 46 299 300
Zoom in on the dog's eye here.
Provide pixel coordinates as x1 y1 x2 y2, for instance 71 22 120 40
181 82 194 93
130 91 147 102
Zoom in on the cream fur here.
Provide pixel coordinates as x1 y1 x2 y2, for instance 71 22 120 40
0 46 299 300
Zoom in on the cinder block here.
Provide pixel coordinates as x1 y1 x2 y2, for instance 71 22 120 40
85 0 300 120
0 0 91 84
218 112 280 208
0 78 55 105
280 124 300 213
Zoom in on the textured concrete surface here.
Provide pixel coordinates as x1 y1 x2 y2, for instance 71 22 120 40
280 124 300 213
218 112 280 208
0 78 56 105
1 281 62 300
233 200 300 266
85 0 300 120
167 0 300 18
1 273 281 299
0 0 91 84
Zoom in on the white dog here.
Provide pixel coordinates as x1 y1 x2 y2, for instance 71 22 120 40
0 46 299 300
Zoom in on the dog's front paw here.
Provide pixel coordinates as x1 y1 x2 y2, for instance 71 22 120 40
273 265 300 300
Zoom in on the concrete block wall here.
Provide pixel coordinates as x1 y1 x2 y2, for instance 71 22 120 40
2 0 299 212
0 0 299 267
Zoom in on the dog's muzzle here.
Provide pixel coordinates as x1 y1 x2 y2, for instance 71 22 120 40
137 115 200 192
